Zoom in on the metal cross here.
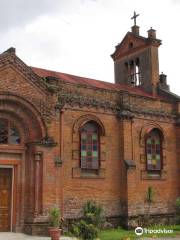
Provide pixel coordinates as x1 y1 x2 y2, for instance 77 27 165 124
131 11 139 26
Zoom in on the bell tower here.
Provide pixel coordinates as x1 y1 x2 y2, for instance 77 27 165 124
111 12 162 94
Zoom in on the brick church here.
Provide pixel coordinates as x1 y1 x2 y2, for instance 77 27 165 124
0 15 180 235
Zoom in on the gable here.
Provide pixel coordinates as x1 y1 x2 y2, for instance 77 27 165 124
111 32 147 61
0 49 51 115
0 66 47 101
0 48 48 95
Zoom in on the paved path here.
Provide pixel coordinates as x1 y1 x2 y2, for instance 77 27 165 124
0 233 76 240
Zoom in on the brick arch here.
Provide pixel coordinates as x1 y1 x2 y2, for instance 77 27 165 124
73 114 105 136
0 93 47 231
72 114 106 178
140 123 166 148
0 92 47 142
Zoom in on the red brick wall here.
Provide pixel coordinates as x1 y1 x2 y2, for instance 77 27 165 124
0 54 179 232
61 109 122 218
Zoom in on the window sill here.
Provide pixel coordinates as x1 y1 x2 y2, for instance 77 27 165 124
141 170 167 180
72 167 105 179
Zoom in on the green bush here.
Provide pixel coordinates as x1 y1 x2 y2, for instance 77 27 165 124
49 206 61 228
71 223 81 237
83 200 105 227
176 197 180 223
176 197 180 209
70 201 104 239
77 220 98 240
146 186 154 203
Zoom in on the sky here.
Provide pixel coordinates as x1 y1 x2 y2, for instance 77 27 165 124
0 0 180 95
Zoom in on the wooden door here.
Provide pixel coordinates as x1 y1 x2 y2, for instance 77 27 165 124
0 168 12 231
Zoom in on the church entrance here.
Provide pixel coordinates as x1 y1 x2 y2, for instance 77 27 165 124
0 168 13 232
0 94 46 233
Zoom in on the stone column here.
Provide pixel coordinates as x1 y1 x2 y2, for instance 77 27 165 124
118 108 136 228
34 152 42 216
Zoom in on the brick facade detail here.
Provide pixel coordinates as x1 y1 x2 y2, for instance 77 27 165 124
0 26 180 234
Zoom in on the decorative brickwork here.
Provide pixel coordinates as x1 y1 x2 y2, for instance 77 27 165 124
0 23 180 235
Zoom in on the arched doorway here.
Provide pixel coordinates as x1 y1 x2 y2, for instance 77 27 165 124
0 93 46 232
0 118 21 231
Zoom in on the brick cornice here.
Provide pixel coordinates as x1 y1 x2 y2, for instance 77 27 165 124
130 106 176 119
58 91 176 121
58 92 120 112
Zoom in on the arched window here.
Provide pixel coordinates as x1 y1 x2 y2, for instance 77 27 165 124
146 129 162 171
80 121 99 170
125 58 141 86
0 119 21 144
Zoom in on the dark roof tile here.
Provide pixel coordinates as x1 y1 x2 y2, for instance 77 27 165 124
31 66 163 99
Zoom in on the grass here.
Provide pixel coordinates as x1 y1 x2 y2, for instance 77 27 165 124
65 224 180 239
99 227 135 240
98 225 180 240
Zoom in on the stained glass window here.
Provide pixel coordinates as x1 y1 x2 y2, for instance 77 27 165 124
146 129 162 171
0 119 8 144
0 119 21 145
9 127 21 144
80 121 99 169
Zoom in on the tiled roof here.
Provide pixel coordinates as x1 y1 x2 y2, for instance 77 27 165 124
31 66 160 98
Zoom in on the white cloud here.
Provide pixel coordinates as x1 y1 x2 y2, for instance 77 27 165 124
0 0 179 95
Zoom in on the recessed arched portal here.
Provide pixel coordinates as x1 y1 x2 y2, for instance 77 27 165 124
0 93 46 232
